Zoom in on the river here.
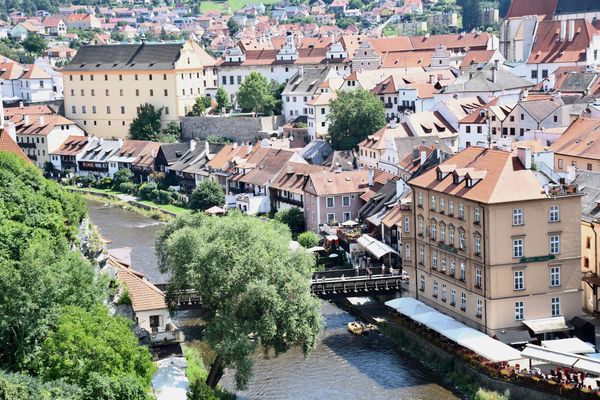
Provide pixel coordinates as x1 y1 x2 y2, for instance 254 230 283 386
87 200 459 400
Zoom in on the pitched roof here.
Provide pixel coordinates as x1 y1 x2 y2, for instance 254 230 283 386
111 258 168 312
410 32 490 51
51 135 89 156
527 19 595 64
506 0 557 20
282 66 333 95
550 117 600 160
409 147 547 204
442 65 534 93
307 170 369 196
231 148 297 186
207 144 252 170
157 142 189 165
460 50 497 70
0 62 25 80
519 98 563 123
0 129 29 162
359 123 412 151
15 115 76 136
271 162 325 194
20 64 51 79
572 170 600 221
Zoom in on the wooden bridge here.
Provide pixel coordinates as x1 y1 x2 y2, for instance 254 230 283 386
156 268 406 307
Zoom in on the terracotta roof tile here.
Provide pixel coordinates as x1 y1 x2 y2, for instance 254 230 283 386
271 162 325 194
528 19 595 64
111 258 167 312
307 170 369 196
51 135 89 156
507 0 556 20
550 117 600 160
0 129 29 163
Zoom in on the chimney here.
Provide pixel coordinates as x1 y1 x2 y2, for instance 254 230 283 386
298 66 304 76
491 65 497 83
246 143 253 155
368 168 374 187
38 115 45 126
560 20 567 41
420 150 427 165
429 74 435 84
99 137 104 145
395 178 406 197
389 119 396 128
6 122 16 142
19 101 23 108
205 140 210 154
189 139 196 151
232 142 238 148
23 115 30 125
517 147 532 169
118 138 123 147
568 19 575 41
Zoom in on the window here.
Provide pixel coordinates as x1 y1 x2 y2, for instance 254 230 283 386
513 208 523 226
441 254 447 272
549 205 560 222
92 105 96 114
134 74 138 80
404 216 410 233
222 76 227 85
449 226 455 246
91 89 95 96
476 299 482 318
439 198 445 213
474 208 480 224
515 301 524 320
474 235 481 255
417 192 423 207
448 200 454 215
442 284 447 302
343 212 351 222
531 70 538 79
121 106 125 114
458 203 464 219
80 89 84 96
459 261 465 281
431 195 436 211
164 89 168 96
459 230 465 250
326 197 334 208
405 243 411 260
551 297 560 317
419 274 425 291
466 126 471 133
342 196 350 207
106 106 111 114
558 159 564 169
150 89 154 96
327 213 335 223
550 266 560 287
430 221 437 240
550 235 560 254
450 289 456 306
432 251 438 270
418 244 425 264
119 74 122 81
460 292 466 311
450 258 455 277
165 107 169 115
439 223 445 242
514 270 524 290
82 106 86 114
418 217 424 236
71 105 76 114
69 75 73 81
149 74 153 81
104 74 108 81
553 115 558 123
513 238 523 258
433 280 438 298
475 268 481 288
135 89 139 96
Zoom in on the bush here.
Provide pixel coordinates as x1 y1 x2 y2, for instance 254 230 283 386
139 182 158 200
474 389 510 400
170 192 188 208
298 231 319 248
77 175 95 187
118 182 137 194
155 190 174 205
274 207 305 238
96 177 113 189
189 181 225 211
187 379 218 400
112 168 133 188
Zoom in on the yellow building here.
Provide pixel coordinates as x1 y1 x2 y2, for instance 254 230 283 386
406 147 582 340
63 40 217 139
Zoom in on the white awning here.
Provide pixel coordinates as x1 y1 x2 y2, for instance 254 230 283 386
357 234 398 259
522 344 600 375
523 316 570 334
541 338 596 354
385 297 522 362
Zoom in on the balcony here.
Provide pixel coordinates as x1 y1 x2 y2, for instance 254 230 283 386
19 142 36 149
384 102 393 109
272 194 303 208
28 154 38 161
545 183 578 197
78 163 108 172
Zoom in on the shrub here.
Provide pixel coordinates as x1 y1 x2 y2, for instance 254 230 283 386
189 181 225 211
274 207 305 238
298 231 319 248
112 168 133 188
77 175 95 187
139 182 158 200
96 177 113 189
155 190 174 205
118 182 137 194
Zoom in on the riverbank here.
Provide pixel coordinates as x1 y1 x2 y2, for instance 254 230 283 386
338 297 571 400
67 186 187 221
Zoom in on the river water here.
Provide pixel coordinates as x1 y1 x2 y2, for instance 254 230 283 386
87 200 458 400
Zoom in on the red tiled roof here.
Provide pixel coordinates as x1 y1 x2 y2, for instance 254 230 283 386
0 129 29 163
528 19 595 64
550 117 600 160
52 135 89 156
410 32 490 51
507 0 557 20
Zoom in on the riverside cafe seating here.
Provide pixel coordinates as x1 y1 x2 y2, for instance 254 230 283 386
385 298 522 363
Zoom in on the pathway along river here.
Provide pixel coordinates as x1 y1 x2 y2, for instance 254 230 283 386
87 200 458 400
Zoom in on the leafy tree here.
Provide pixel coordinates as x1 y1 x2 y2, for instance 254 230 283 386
298 231 319 248
161 122 181 143
32 305 155 389
227 18 239 36
188 96 212 116
22 33 47 54
348 0 363 9
129 103 163 141
236 72 275 115
215 87 231 113
156 212 322 389
0 370 83 400
189 181 225 211
187 379 218 400
457 0 479 31
274 207 305 238
110 31 125 42
112 167 133 188
269 79 285 115
327 89 386 150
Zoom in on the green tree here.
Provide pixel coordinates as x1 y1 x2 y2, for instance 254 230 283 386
189 181 225 211
188 96 212 116
215 87 231 113
112 167 133 188
129 103 163 141
457 0 479 30
274 207 305 238
327 89 386 150
227 18 239 36
297 231 319 248
22 33 47 54
156 212 322 389
110 31 125 42
32 305 155 389
236 72 275 115
161 121 181 143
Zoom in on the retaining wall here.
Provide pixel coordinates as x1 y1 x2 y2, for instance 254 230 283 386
180 115 284 142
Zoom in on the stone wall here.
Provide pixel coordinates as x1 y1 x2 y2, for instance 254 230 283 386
181 115 284 142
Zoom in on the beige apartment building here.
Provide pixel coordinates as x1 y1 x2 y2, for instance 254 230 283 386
406 147 582 339
63 40 217 139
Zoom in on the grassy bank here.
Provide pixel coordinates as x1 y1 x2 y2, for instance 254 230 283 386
182 342 234 400
199 0 281 12
74 190 175 222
